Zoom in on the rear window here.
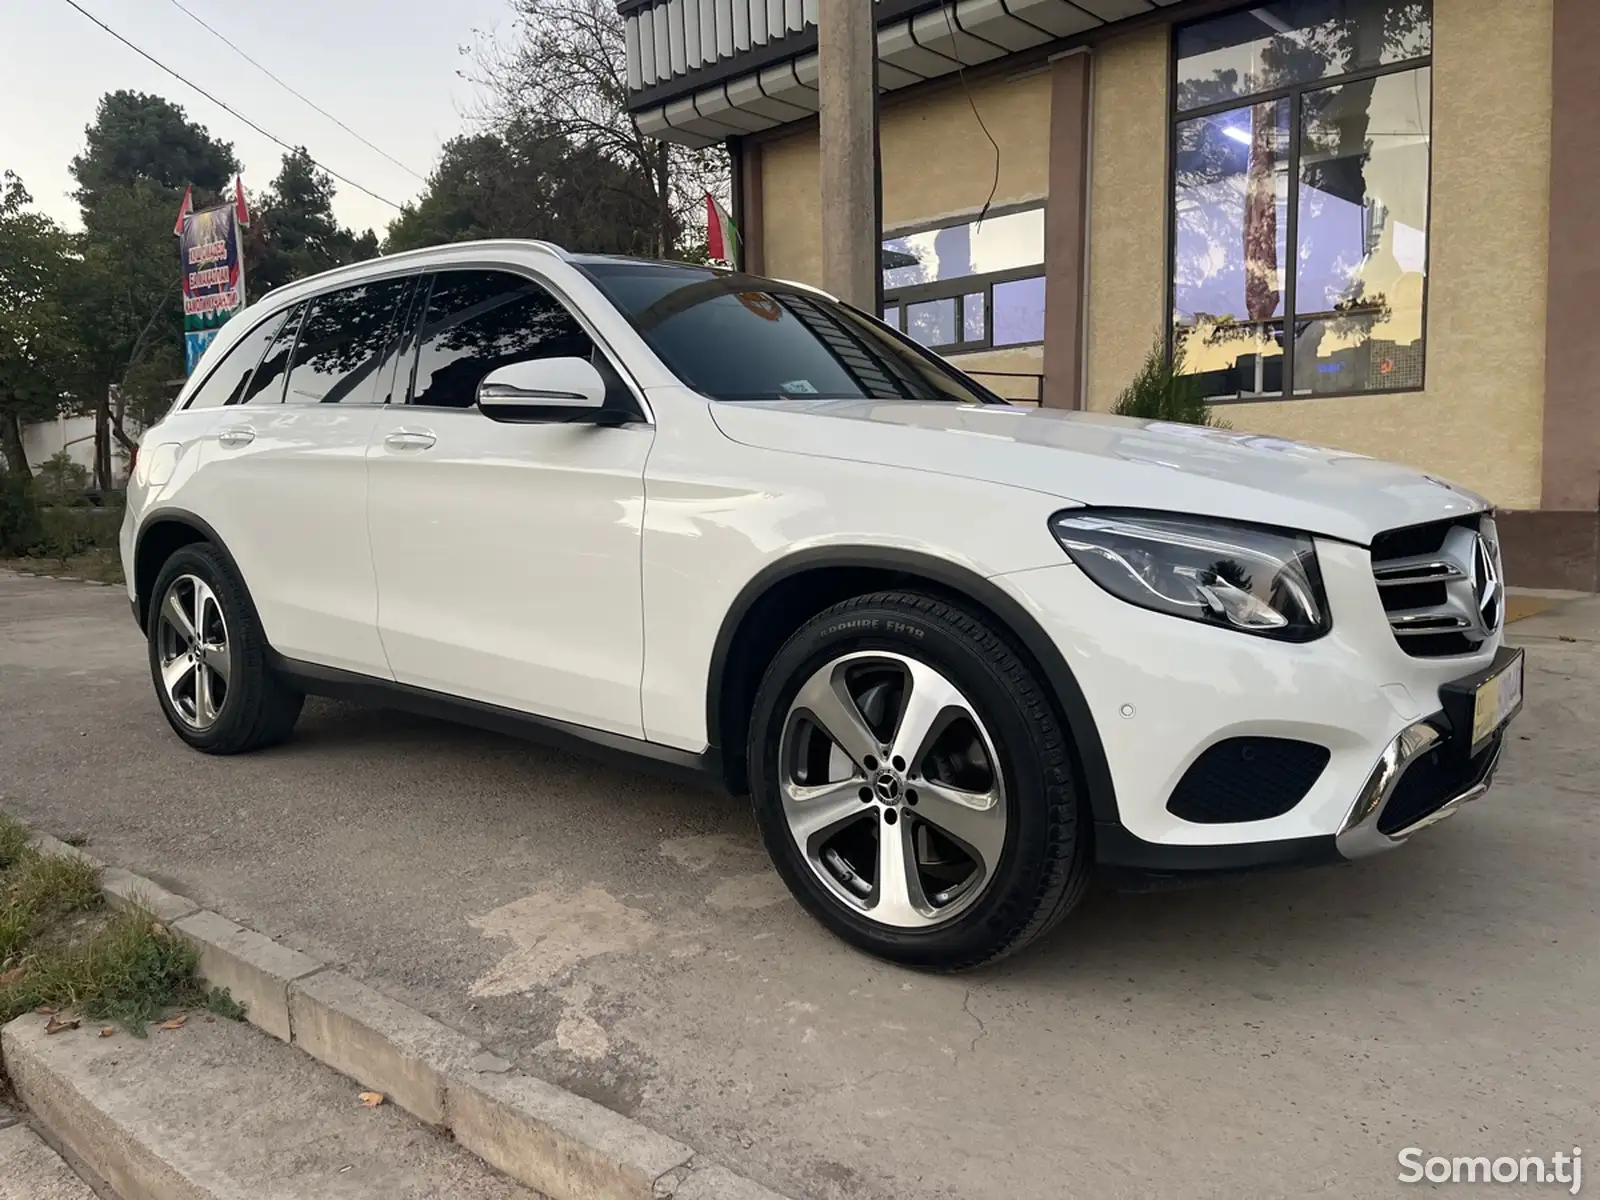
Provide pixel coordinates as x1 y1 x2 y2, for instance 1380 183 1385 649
577 261 997 405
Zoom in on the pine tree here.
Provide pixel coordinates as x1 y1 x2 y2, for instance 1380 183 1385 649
1111 335 1223 427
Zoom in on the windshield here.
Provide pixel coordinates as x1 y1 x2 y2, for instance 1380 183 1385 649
577 260 1000 405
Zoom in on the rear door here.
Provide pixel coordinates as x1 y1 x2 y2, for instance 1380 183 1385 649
199 274 417 675
365 267 653 736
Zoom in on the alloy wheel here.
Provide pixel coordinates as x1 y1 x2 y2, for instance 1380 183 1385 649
778 651 1008 929
156 574 231 730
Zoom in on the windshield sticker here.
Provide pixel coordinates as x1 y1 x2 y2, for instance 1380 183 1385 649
780 379 819 395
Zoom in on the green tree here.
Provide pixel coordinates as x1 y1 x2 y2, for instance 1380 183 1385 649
471 0 727 258
1112 335 1225 427
385 120 658 255
0 173 83 476
250 149 378 296
70 92 239 488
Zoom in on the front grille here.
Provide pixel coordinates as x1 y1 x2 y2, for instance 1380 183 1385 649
1370 514 1499 658
1166 737 1331 825
1377 733 1501 834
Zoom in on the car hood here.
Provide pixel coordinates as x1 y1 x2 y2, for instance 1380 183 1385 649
709 400 1488 545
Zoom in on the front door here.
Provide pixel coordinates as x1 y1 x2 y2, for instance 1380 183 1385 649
365 268 653 737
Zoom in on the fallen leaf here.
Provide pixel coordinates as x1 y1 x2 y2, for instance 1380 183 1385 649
151 922 168 936
156 1015 188 1031
99 1027 115 1038
0 965 25 986
44 1015 80 1035
35 1005 58 1016
358 1091 384 1108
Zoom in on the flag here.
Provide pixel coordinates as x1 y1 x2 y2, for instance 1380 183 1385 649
173 185 193 236
705 193 740 268
234 176 250 228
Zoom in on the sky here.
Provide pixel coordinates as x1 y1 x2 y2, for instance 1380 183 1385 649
2 0 517 237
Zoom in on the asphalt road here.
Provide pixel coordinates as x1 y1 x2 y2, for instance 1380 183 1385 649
2 569 1595 1200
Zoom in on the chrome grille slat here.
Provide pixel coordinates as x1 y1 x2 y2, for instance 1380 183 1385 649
1372 558 1466 587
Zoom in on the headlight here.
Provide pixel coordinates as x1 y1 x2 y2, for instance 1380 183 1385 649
1050 509 1330 641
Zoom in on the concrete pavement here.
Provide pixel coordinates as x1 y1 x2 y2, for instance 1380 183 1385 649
1 570 1595 1199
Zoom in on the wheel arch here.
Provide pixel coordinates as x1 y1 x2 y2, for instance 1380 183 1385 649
706 547 1119 825
132 509 258 635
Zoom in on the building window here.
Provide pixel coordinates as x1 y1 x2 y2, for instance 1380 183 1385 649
880 207 1045 354
1171 1 1432 401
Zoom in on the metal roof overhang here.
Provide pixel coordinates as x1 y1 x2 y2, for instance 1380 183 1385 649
619 0 1195 146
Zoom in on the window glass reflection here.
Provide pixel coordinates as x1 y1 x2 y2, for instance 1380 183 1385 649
1292 68 1429 393
1176 0 1432 112
882 209 1045 289
906 298 956 348
993 277 1046 347
1173 99 1289 396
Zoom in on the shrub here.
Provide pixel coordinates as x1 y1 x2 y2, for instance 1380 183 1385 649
35 450 91 506
1112 335 1226 427
0 470 43 556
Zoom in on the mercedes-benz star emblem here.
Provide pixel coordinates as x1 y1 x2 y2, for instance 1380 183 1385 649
1470 533 1502 636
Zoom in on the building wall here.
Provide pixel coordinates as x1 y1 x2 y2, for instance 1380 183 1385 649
1083 0 1555 508
1082 26 1171 417
759 67 1053 386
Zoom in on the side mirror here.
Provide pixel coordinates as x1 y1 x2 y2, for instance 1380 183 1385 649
476 358 609 423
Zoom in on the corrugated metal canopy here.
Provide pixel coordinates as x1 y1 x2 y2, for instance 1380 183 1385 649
619 0 1191 145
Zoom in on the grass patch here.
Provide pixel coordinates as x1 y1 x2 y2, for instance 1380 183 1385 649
0 813 200 1032
0 550 124 586
204 986 247 1022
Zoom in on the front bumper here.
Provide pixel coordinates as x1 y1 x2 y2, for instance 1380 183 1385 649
990 550 1519 877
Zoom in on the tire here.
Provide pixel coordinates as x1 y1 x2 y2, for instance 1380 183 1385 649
147 543 304 754
748 590 1091 969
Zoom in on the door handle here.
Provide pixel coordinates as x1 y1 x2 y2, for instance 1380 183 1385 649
216 426 255 448
384 429 437 451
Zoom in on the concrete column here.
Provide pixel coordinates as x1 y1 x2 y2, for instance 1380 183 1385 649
1540 0 1600 514
739 140 766 276
818 0 879 309
1504 0 1600 590
1042 50 1093 409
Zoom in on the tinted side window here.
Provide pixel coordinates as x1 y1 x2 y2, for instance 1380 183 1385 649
283 277 414 405
185 311 286 410
411 271 593 409
239 304 305 404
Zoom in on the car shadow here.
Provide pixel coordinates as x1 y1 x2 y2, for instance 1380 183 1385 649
281 697 1533 994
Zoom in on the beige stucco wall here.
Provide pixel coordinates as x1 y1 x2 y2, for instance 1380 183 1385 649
759 67 1053 287
948 345 1046 403
1083 2 1554 507
1083 26 1171 415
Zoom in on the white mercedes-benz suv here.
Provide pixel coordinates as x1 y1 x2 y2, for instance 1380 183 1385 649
121 240 1523 968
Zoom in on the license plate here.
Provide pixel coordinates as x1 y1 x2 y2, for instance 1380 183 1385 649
1471 651 1524 749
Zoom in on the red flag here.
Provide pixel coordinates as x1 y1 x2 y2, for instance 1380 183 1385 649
234 177 250 228
173 184 193 236
705 193 739 268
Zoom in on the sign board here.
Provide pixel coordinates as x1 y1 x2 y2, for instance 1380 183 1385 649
177 192 247 374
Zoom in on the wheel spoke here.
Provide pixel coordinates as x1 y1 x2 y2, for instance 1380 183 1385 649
781 780 868 846
915 781 1006 872
889 659 967 772
193 664 217 726
162 589 197 643
872 817 929 924
161 655 196 698
194 580 221 641
792 666 881 771
199 642 231 686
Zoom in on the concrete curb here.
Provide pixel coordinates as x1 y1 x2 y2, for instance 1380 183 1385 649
11 828 793 1200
